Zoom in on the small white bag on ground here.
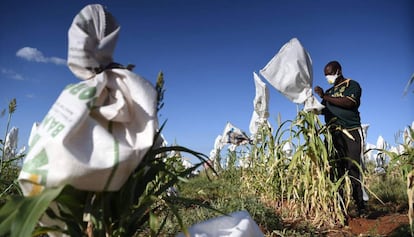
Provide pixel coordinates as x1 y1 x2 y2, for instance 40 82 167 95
260 38 324 112
176 210 264 237
18 4 158 196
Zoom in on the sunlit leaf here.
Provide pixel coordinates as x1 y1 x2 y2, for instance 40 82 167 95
11 186 64 237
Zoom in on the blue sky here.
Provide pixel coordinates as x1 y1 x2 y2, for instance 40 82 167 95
0 0 413 158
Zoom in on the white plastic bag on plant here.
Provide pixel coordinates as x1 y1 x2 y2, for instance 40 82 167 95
260 38 324 112
207 135 223 170
18 4 158 196
208 135 223 162
4 127 18 160
221 122 250 148
249 72 271 138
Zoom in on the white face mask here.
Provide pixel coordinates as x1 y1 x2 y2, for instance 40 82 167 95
325 70 339 84
325 74 338 84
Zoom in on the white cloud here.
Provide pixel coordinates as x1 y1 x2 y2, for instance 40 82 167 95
16 47 66 65
0 68 24 80
49 57 67 65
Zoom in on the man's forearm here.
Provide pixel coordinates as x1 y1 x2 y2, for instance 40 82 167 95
322 95 356 109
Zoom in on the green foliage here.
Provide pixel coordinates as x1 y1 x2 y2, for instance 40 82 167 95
162 169 283 236
239 111 351 227
387 125 414 180
368 175 407 206
190 111 409 236
0 77 214 237
386 124 414 235
0 93 411 236
155 71 165 113
215 112 411 234
0 126 210 237
0 186 64 237
0 98 25 206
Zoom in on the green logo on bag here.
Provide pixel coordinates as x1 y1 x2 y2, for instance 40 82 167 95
65 83 97 100
79 86 97 100
22 149 49 186
43 115 65 137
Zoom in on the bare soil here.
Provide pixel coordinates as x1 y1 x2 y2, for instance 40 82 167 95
265 199 411 236
326 212 410 237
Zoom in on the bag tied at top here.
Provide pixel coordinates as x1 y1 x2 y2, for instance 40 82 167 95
19 4 159 196
67 4 120 80
260 38 324 112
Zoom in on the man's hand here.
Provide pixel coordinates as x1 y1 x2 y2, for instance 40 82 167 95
314 86 324 98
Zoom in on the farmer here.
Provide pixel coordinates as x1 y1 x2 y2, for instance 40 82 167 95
314 60 366 217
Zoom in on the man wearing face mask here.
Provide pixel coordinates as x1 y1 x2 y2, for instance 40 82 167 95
314 60 366 218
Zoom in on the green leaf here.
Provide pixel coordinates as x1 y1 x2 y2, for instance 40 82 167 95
0 196 24 236
149 211 159 236
10 186 64 237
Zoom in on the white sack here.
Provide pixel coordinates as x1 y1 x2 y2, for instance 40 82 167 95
282 142 294 158
249 72 271 136
209 135 223 160
376 135 386 150
18 4 158 196
67 4 120 80
208 135 223 160
260 38 324 112
176 210 264 237
214 134 224 151
221 122 250 147
4 127 18 161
